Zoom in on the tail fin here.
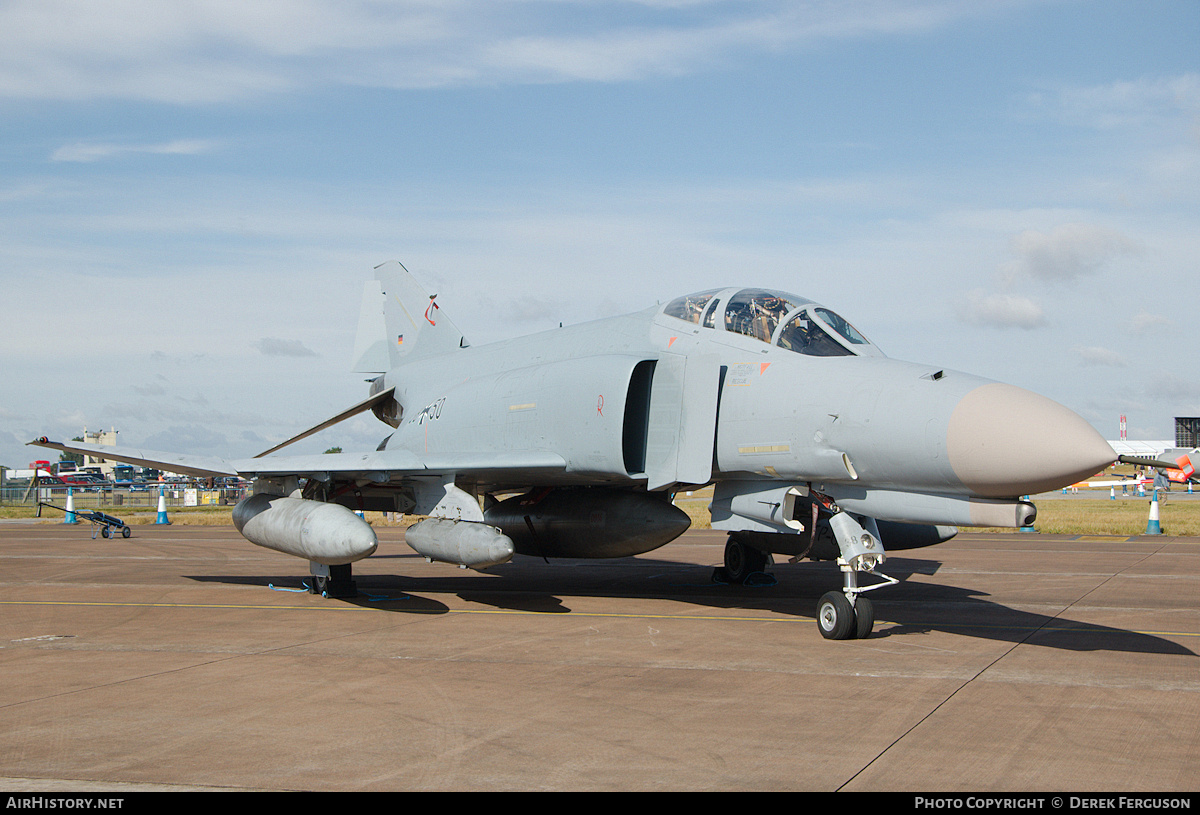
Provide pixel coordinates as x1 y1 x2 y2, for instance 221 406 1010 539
351 261 469 373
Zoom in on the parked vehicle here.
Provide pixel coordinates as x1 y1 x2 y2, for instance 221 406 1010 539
60 474 107 489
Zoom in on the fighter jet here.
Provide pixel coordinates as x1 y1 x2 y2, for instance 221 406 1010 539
31 261 1117 639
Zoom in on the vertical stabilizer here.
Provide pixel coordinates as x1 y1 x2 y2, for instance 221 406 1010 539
351 261 468 373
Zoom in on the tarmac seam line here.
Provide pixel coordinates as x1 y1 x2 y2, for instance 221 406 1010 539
836 587 1105 791
840 538 1188 790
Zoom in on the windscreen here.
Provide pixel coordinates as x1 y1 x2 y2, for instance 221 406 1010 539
814 307 871 346
776 311 853 356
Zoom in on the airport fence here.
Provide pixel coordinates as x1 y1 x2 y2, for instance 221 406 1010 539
0 485 246 510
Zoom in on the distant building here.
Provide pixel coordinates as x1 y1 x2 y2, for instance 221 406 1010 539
1108 439 1175 459
82 427 120 477
1105 418 1200 464
1176 417 1200 449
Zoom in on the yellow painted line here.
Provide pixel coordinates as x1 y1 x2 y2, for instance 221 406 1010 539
508 403 536 411
436 608 795 623
0 599 798 624
0 599 363 612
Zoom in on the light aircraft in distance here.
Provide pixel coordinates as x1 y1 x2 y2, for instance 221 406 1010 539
1073 451 1197 491
1066 475 1152 492
31 261 1119 639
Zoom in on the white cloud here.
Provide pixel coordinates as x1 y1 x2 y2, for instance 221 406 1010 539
0 1 1030 102
1072 345 1127 367
1129 310 1172 335
254 338 319 357
131 382 168 397
1002 223 1141 283
141 424 229 454
1150 373 1200 404
1040 73 1200 131
957 290 1046 330
50 139 218 163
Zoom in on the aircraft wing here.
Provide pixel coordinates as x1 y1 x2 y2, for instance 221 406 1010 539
231 450 567 483
30 437 567 485
1070 477 1150 489
28 438 238 480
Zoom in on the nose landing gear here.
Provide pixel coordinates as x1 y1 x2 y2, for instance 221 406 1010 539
817 510 897 640
717 499 899 640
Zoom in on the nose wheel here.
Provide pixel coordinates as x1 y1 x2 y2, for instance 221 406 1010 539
817 591 875 640
816 509 896 640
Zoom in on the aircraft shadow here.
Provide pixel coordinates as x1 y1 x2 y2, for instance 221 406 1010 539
187 553 1194 657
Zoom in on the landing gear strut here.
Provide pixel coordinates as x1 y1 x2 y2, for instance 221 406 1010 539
309 563 357 598
816 510 896 640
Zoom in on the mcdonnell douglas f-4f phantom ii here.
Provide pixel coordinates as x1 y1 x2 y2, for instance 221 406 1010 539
32 261 1118 639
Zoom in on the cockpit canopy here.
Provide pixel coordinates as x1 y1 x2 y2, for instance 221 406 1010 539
662 287 882 357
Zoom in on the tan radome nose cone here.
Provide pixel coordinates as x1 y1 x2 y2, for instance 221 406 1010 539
947 383 1116 498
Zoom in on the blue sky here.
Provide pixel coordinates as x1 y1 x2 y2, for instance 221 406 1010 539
2 0 1198 468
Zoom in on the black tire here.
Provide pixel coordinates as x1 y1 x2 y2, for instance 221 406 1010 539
723 538 748 583
724 536 769 584
101 526 111 538
121 526 131 539
746 545 768 574
817 591 856 640
853 596 874 639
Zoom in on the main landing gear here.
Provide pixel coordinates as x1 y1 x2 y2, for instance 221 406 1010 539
721 534 771 584
309 563 358 598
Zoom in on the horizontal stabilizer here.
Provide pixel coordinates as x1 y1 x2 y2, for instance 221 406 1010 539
254 386 396 458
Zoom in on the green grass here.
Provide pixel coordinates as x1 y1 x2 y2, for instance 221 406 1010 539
1 504 236 524
8 490 1197 537
1002 496 1200 536
673 488 1199 537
